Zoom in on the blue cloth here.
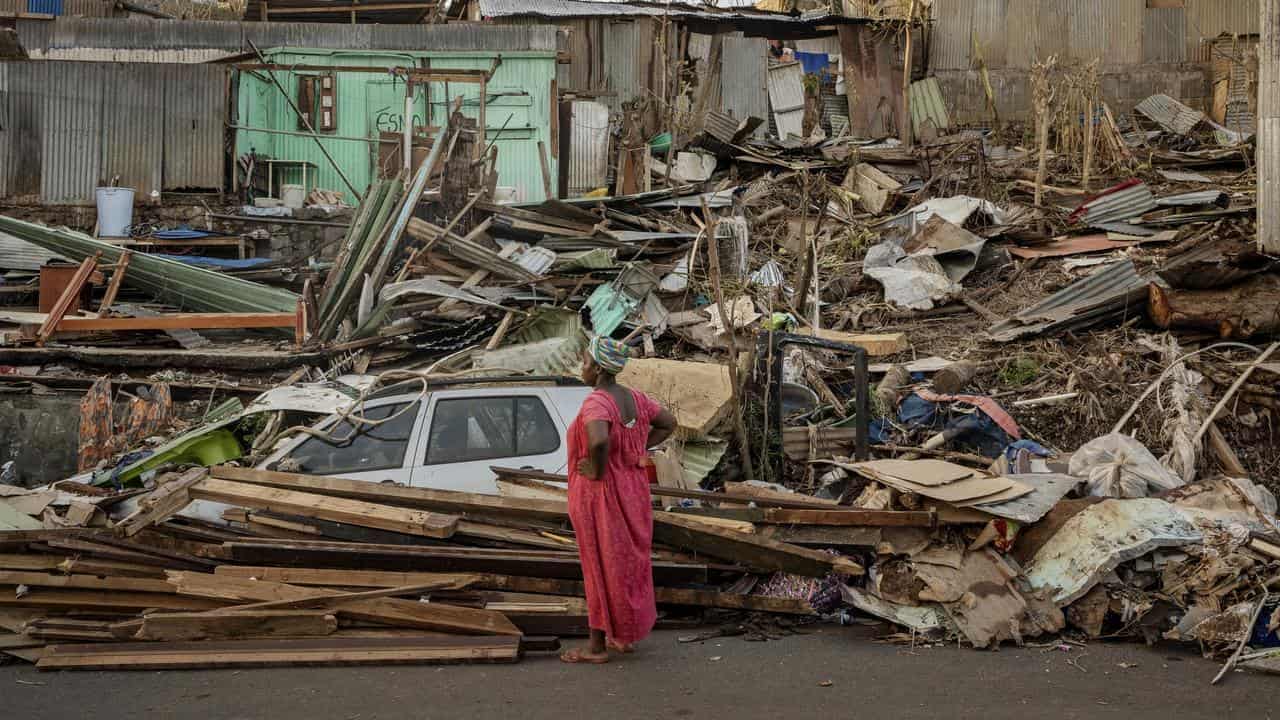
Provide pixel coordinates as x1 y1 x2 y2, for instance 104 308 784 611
795 51 832 76
152 255 273 269
152 226 214 240
1004 439 1053 461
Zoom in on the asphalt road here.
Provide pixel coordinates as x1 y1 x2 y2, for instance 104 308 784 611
2 626 1275 720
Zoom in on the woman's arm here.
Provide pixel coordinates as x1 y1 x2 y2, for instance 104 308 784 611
578 419 611 480
646 408 677 449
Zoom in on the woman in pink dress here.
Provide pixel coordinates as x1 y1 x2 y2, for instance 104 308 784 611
560 336 676 664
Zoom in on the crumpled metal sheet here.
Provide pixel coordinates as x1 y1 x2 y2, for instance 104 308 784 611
987 259 1152 342
1024 498 1204 606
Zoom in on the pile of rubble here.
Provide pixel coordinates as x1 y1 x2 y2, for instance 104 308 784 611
1 73 1279 680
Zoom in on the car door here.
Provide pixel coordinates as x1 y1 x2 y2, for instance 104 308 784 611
410 389 567 494
267 398 424 485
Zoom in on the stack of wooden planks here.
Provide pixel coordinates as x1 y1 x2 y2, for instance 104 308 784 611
0 463 934 671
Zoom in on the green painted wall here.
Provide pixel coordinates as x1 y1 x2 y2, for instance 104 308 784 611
235 48 557 203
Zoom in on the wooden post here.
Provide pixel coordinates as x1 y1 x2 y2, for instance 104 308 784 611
1261 0 1280 252
900 0 916 147
702 201 755 482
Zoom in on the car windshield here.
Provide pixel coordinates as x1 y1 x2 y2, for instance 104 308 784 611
279 401 419 475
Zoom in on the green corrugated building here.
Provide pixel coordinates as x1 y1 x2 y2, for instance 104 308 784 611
234 42 558 202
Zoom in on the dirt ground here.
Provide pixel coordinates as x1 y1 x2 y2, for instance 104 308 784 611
2 626 1275 720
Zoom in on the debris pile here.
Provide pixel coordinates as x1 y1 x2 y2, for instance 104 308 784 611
1 62 1279 683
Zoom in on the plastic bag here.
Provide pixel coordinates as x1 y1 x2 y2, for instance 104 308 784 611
1068 432 1184 499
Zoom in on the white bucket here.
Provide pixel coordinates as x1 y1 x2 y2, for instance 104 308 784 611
280 184 306 209
95 187 135 238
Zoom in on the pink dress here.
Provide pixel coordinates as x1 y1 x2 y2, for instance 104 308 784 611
567 387 661 644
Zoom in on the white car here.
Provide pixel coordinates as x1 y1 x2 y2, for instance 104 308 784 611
258 378 592 494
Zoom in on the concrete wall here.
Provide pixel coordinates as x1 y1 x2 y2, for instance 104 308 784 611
0 392 81 487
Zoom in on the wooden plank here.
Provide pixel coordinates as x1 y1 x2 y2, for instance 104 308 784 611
212 577 482 613
759 524 882 547
0 571 176 594
0 587 226 612
97 250 131 313
191 476 459 539
168 571 521 636
36 256 96 346
58 558 171 579
56 312 298 332
136 611 338 641
36 636 520 670
0 633 44 651
651 512 864 577
758 509 935 527
217 540 711 583
115 468 207 537
210 465 569 522
0 554 67 571
44 538 210 570
813 329 907 356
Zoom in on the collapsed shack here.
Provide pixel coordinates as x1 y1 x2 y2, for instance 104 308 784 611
2 30 1280 680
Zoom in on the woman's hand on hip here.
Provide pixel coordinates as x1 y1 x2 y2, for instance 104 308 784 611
577 458 601 480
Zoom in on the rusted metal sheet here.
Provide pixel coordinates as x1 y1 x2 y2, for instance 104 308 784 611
0 61 225 204
987 258 1151 342
1186 0 1260 63
162 64 226 190
566 100 609 197
720 32 767 137
1143 4 1187 64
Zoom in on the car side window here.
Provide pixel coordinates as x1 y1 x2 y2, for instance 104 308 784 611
281 402 419 475
426 396 560 464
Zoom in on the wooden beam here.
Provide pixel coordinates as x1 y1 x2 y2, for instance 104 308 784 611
97 250 130 313
0 587 225 612
651 512 864 577
114 467 207 537
214 567 815 615
36 636 520 670
212 577 481 613
57 558 168 579
167 571 520 636
190 476 459 539
0 571 176 594
210 465 570 523
134 611 338 641
56 312 298 332
0 555 67 572
758 509 934 527
36 255 97 346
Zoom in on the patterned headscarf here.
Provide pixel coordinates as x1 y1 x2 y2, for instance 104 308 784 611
588 335 630 375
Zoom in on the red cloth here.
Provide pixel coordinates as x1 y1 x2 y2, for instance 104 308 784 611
567 387 661 643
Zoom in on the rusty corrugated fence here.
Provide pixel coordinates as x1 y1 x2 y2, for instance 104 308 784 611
0 61 227 204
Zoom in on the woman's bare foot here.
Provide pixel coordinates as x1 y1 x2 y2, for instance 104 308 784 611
606 639 635 654
560 646 610 664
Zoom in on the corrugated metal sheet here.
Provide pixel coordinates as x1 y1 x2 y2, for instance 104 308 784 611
567 100 609 196
101 64 164 197
0 215 299 314
0 61 226 204
0 230 66 271
164 64 227 189
988 259 1151 342
720 33 768 138
1071 180 1157 225
1143 5 1186 64
15 18 557 61
767 61 805 140
929 0 1255 71
1186 0 1259 62
928 0 975 71
1136 93 1207 134
909 76 949 136
41 61 104 204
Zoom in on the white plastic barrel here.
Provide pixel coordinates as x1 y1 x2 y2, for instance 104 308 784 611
95 187 135 238
281 184 306 209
